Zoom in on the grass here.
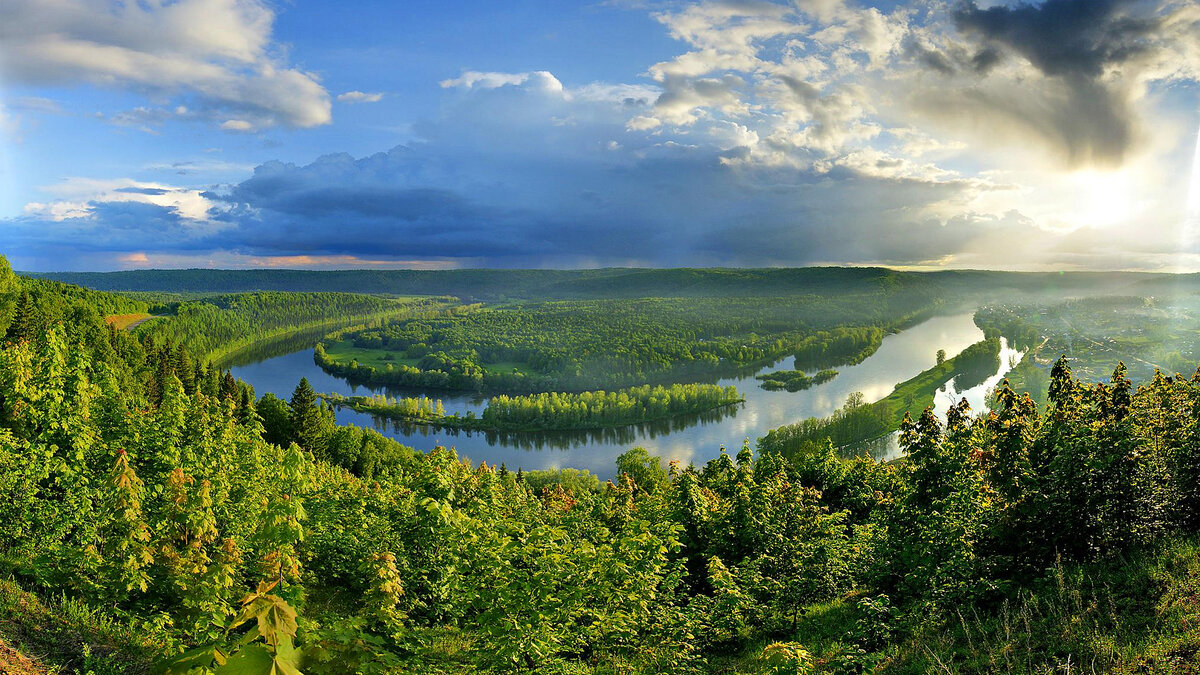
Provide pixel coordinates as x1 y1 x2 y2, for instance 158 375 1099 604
0 638 44 675
323 340 421 369
103 313 157 330
701 536 1200 674
885 537 1200 674
0 578 167 674
323 340 537 376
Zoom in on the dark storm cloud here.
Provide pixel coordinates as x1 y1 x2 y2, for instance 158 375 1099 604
953 0 1160 79
938 0 1170 166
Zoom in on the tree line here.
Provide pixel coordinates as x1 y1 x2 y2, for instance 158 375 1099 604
757 368 838 392
137 292 454 365
317 296 941 393
322 382 743 433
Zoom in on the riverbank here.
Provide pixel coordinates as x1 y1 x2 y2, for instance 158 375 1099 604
759 337 1005 457
233 313 992 476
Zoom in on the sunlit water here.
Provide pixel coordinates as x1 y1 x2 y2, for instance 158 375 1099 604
231 313 1016 477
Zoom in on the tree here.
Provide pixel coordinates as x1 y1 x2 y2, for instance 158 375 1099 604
97 449 154 601
5 292 42 344
289 378 326 450
616 447 668 494
0 255 16 334
936 349 946 366
258 394 293 447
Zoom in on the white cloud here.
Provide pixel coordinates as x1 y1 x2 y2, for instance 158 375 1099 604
0 0 331 130
24 177 221 223
220 119 254 132
441 70 565 95
626 116 662 131
337 91 384 104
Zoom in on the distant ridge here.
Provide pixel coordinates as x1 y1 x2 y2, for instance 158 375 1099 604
27 266 1186 301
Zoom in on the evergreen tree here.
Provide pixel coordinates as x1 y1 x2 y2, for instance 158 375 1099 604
5 292 41 344
0 255 16 334
289 377 325 450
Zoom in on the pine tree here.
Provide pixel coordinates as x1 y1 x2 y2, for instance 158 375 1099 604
5 292 41 344
0 257 18 335
289 377 324 450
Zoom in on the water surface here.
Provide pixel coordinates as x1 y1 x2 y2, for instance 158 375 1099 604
232 313 997 477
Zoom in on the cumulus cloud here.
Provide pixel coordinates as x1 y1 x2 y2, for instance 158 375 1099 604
23 177 221 223
337 91 384 104
629 0 1200 172
5 0 1200 272
0 0 332 130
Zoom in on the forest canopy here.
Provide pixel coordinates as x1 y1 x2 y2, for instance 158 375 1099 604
6 259 1200 673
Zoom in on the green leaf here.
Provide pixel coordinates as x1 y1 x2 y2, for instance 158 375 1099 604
215 643 274 675
159 644 227 674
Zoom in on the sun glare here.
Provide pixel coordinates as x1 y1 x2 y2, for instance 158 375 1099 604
1070 169 1137 229
1188 123 1200 220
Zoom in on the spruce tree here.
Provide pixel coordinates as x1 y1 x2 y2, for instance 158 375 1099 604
289 377 324 449
5 292 41 344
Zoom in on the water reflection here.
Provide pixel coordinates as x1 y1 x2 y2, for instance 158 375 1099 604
860 337 1027 464
231 313 992 477
933 337 1025 418
351 403 745 451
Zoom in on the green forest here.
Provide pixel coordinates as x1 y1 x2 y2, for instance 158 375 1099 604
313 294 938 393
135 293 455 366
8 258 1200 674
324 383 742 433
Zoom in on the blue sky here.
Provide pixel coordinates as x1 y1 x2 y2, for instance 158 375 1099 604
2 0 1200 271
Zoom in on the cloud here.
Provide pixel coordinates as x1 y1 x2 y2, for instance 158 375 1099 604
1 70 1045 270
220 119 254 132
627 0 1200 172
0 0 332 131
337 91 384 104
924 0 1200 167
23 177 220 222
5 0 1200 272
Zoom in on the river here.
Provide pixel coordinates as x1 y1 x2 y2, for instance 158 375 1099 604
230 312 1016 477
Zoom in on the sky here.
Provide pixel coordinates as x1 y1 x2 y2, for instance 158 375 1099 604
1 0 1200 272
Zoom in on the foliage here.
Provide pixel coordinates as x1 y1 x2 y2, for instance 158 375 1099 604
315 292 940 392
137 292 453 365
757 369 838 392
15 257 1200 674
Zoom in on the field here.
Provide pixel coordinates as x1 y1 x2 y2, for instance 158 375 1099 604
103 312 157 330
321 340 422 370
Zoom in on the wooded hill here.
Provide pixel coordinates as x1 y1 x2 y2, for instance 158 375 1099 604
29 266 1184 302
8 257 1200 673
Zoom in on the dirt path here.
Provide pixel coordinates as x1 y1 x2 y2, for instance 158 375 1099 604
122 316 159 331
0 638 46 675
